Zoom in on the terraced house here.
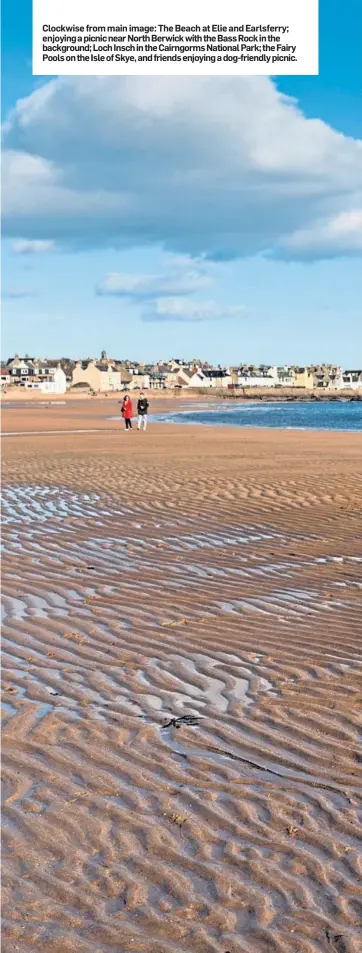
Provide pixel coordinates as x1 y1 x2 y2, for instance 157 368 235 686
72 360 122 392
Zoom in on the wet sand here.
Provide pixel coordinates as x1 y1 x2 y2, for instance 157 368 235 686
2 402 362 953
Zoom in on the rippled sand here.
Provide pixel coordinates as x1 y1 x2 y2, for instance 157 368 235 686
2 404 362 953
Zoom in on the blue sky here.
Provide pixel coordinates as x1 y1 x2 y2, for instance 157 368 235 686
2 0 361 365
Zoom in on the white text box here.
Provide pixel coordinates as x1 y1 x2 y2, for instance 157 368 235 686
33 0 318 76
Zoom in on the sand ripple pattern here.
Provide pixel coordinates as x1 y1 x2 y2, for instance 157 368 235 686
2 456 362 953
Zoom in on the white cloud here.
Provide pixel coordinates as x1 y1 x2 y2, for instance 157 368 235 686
2 77 362 260
142 297 246 323
2 289 36 299
11 238 55 254
96 268 211 297
279 209 362 257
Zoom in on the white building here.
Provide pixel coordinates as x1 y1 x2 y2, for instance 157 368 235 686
186 369 211 387
201 369 232 388
39 366 67 393
328 369 345 390
175 368 209 387
23 366 67 394
275 366 296 387
342 370 362 390
237 372 276 387
0 366 12 387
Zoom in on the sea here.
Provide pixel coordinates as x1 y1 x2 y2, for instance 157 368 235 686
155 400 362 432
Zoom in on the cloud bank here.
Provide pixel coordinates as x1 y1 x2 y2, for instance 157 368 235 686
96 268 211 298
96 263 243 322
3 77 362 260
141 298 246 323
11 239 55 255
2 289 36 299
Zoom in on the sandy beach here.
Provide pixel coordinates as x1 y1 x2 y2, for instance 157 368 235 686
2 400 362 953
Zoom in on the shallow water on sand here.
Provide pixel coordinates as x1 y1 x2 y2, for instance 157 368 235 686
2 461 362 953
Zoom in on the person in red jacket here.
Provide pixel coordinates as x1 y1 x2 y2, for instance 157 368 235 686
120 394 133 430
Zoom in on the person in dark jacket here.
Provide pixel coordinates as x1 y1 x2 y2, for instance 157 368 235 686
137 392 149 431
120 394 133 430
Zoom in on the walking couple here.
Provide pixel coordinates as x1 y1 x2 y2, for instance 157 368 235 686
120 392 149 431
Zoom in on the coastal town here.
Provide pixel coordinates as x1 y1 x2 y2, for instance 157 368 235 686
1 352 362 395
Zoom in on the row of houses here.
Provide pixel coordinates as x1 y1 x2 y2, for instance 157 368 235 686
62 358 362 391
235 365 362 390
71 359 235 391
1 356 67 393
2 354 362 393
